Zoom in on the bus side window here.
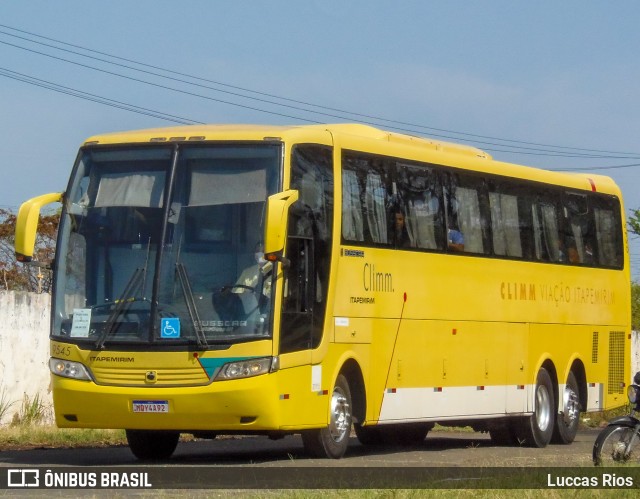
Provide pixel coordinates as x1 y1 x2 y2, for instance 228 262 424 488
342 153 392 247
443 173 489 255
395 162 444 250
593 200 623 268
489 189 523 258
364 170 388 244
532 199 561 262
443 178 463 252
342 168 364 242
562 192 590 265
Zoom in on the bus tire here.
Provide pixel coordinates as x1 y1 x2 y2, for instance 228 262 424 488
125 430 179 461
552 371 580 444
513 367 555 448
301 374 352 458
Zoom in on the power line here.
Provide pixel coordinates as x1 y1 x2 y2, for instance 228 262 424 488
2 23 640 160
4 34 640 160
549 163 640 172
0 38 322 125
0 30 335 122
0 67 201 125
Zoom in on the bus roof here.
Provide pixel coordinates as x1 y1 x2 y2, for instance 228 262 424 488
82 123 622 198
83 123 490 158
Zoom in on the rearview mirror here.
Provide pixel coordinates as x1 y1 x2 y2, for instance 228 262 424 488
264 189 299 263
15 192 63 262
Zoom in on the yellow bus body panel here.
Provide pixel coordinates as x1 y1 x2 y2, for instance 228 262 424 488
45 123 630 433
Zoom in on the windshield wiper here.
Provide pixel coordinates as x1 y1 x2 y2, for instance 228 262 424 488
94 268 144 350
176 263 208 348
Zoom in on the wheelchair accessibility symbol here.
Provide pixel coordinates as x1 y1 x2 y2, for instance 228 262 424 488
161 318 180 338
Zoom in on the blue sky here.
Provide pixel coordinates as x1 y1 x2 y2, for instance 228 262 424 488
1 1 639 278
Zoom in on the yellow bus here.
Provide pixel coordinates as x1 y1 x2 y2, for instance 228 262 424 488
15 123 630 459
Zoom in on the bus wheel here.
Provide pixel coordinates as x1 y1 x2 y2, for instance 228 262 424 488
513 367 555 448
552 371 580 444
301 374 352 458
125 430 179 461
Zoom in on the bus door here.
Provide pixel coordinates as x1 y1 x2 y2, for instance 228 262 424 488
280 236 315 354
278 145 333 359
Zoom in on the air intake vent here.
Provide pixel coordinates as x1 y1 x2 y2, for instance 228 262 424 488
607 331 625 395
591 331 599 363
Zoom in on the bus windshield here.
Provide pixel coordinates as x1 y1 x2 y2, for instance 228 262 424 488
53 143 282 347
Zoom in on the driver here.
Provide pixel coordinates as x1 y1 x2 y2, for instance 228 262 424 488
234 242 272 294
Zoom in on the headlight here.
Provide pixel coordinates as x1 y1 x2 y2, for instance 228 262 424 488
49 358 92 381
627 385 639 404
214 357 275 381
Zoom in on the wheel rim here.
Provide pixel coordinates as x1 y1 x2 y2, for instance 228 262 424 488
329 386 351 442
562 385 580 426
535 383 552 432
600 427 636 464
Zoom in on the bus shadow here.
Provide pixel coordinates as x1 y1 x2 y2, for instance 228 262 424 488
0 433 497 467
170 433 494 465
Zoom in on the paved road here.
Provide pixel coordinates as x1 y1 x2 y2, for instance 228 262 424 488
0 429 600 468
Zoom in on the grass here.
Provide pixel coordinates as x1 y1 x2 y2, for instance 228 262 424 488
0 387 15 424
580 403 632 429
152 492 640 499
11 392 48 426
0 425 128 450
24 490 637 498
0 391 127 449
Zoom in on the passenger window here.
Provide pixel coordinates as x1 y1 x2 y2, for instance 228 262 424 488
364 171 388 244
443 173 488 254
532 201 561 262
489 190 522 258
395 162 444 250
341 154 392 246
342 169 364 242
562 193 591 265
593 198 623 268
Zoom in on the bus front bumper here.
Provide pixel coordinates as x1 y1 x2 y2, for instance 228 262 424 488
51 373 282 431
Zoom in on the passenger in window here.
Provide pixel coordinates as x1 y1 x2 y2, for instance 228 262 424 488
392 208 411 248
445 194 464 252
447 227 465 252
566 239 580 264
556 240 568 262
555 240 577 264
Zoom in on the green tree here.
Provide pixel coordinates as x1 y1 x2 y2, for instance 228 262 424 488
629 208 640 237
0 208 59 292
633 282 640 331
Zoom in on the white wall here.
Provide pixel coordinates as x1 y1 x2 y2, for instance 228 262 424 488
0 289 638 424
0 291 52 424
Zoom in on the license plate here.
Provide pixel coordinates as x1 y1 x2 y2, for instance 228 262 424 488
132 400 169 413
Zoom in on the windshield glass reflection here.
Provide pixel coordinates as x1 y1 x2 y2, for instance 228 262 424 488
53 144 281 347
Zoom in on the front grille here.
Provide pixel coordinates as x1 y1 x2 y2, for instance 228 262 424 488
91 365 210 387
